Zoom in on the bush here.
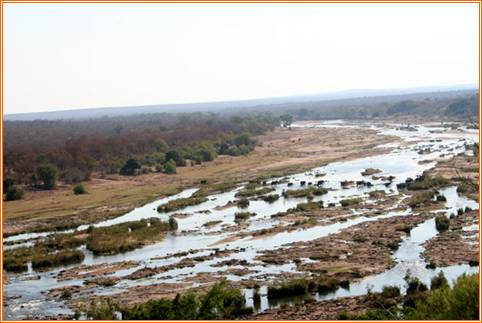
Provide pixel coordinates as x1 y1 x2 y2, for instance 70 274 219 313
163 160 177 174
236 198 250 208
430 271 449 290
36 164 59 189
408 274 478 320
5 185 24 201
73 183 87 195
121 280 251 320
435 215 450 231
120 158 141 176
405 176 449 191
168 216 178 230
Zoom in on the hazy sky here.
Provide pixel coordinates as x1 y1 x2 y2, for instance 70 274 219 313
4 3 479 114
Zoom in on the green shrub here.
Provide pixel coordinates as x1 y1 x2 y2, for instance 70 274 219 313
435 215 450 231
73 183 87 195
431 271 449 290
168 216 178 230
406 176 449 190
234 212 256 223
36 164 60 189
121 280 251 320
361 168 382 176
5 185 24 201
237 198 250 208
408 274 478 320
163 160 177 174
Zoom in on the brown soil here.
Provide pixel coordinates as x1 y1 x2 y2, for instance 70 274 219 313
256 213 430 281
249 295 374 320
56 261 139 281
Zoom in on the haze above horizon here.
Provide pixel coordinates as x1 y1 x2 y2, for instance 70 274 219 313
4 3 479 114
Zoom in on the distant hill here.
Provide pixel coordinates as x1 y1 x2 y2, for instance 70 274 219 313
5 84 477 121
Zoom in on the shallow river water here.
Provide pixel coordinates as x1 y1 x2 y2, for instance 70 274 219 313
4 121 479 319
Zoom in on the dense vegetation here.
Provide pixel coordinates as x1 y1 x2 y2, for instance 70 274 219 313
4 112 278 191
346 273 478 320
3 217 177 271
86 280 252 320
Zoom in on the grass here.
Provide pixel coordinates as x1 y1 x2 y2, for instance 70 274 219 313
282 187 328 198
295 201 324 211
3 232 87 272
32 249 85 270
235 186 275 198
340 198 362 207
86 218 174 255
157 196 208 213
407 191 435 208
361 168 382 176
203 220 222 227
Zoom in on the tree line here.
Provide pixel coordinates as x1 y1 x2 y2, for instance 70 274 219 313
4 112 280 200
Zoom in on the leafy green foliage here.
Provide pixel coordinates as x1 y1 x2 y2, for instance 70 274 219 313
36 164 59 189
73 183 87 195
86 218 173 255
5 185 24 201
121 280 252 320
435 215 450 231
120 158 141 176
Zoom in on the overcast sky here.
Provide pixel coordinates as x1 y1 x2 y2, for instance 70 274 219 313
4 3 479 114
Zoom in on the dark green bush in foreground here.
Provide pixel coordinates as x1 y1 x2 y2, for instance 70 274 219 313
349 274 478 320
118 280 252 320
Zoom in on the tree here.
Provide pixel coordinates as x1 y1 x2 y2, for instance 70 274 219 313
36 164 59 190
163 160 177 174
280 114 293 128
3 177 14 193
6 186 24 201
73 183 87 195
165 150 186 167
120 158 141 176
153 138 169 152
